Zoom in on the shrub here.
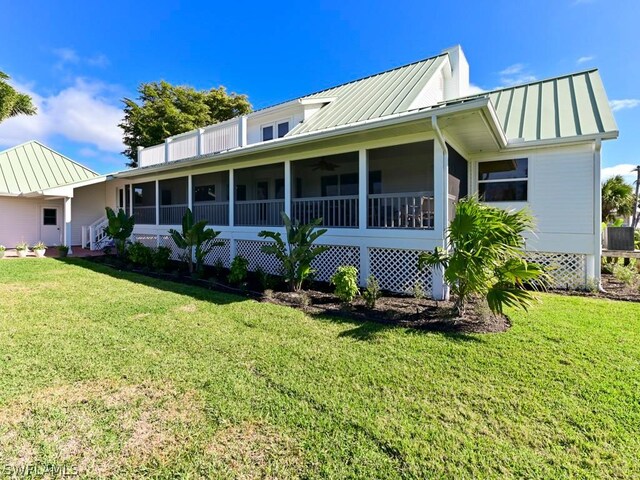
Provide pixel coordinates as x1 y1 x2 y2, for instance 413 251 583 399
612 264 638 286
57 244 69 258
419 196 548 316
258 213 328 291
331 266 360 303
127 241 153 267
228 255 249 285
0 245 5 252
152 246 171 271
255 266 277 291
169 208 223 274
213 259 225 279
412 282 426 300
105 207 135 258
362 275 382 309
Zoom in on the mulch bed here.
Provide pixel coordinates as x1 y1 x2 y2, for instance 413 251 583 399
77 255 510 334
553 273 640 303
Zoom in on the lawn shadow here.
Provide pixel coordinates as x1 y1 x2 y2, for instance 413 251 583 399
55 257 249 306
309 311 486 343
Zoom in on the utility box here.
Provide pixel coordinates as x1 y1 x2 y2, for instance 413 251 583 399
605 227 635 251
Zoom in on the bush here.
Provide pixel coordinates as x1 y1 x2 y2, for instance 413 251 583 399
152 246 171 271
213 259 226 279
127 241 153 267
105 207 135 258
331 266 360 303
228 255 249 285
169 208 223 274
612 264 638 286
258 213 328 291
412 282 426 300
255 266 277 291
362 275 381 309
419 196 548 316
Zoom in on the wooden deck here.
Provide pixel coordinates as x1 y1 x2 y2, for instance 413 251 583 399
602 249 640 259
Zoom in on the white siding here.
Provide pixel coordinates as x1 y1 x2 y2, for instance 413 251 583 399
0 197 63 247
246 106 305 145
71 182 108 245
474 143 596 255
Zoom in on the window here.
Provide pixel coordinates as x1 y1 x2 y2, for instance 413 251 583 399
478 158 528 202
236 185 247 202
262 125 274 141
194 185 216 202
43 208 57 226
261 120 290 141
321 173 358 196
275 178 285 199
368 170 382 194
277 121 289 138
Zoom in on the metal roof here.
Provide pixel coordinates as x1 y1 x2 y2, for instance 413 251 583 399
458 69 618 142
290 54 448 135
0 141 98 195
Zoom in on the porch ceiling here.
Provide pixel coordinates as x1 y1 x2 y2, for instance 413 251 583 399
436 108 504 155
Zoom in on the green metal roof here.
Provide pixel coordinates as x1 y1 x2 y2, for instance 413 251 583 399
290 54 448 135
0 140 98 195
459 69 618 142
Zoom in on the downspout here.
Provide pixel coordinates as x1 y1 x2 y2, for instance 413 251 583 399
432 116 450 300
593 139 605 292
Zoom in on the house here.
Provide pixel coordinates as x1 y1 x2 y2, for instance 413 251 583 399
0 141 104 252
12 46 619 299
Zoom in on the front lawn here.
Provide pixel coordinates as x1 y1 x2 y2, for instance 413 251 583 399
0 259 638 478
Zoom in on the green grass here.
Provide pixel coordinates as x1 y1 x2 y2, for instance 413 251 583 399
0 258 639 478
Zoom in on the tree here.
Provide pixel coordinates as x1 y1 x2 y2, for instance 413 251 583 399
258 213 329 291
104 207 135 258
120 81 251 167
632 166 640 229
0 71 36 122
169 208 223 274
602 175 635 223
419 197 547 317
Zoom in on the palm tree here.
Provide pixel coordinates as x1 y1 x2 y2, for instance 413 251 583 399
602 175 635 223
0 71 37 123
632 166 640 229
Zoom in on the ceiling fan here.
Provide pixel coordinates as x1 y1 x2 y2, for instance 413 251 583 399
311 157 340 171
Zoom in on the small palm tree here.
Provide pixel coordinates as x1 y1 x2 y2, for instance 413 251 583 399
169 208 223 273
0 71 37 123
258 212 328 291
419 197 547 316
104 207 135 258
602 175 635 223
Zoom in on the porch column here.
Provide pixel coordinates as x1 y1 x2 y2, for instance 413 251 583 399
431 135 449 300
358 148 370 286
229 169 236 262
284 160 291 218
64 197 73 255
155 180 160 226
128 184 133 217
187 175 193 211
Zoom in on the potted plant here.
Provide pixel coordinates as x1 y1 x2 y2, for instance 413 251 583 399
0 245 5 259
15 242 29 258
57 244 69 258
33 241 47 258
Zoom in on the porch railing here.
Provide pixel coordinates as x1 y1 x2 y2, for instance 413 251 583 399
235 199 284 226
194 202 229 226
368 191 434 229
160 204 188 225
133 206 156 225
291 195 358 228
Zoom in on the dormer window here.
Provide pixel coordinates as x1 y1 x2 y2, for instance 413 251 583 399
261 120 290 141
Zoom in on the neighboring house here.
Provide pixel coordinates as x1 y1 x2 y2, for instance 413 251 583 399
14 46 620 298
0 141 104 251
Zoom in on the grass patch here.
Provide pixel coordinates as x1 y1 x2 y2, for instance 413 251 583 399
0 258 638 478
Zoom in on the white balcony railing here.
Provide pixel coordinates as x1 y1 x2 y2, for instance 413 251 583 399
292 195 358 228
368 191 434 229
133 206 156 225
194 202 229 226
235 199 284 226
138 117 243 168
160 204 188 225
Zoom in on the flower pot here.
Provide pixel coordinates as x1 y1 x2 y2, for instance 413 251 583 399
17 250 28 258
35 249 46 258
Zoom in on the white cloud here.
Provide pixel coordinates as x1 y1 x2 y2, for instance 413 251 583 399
498 63 536 87
602 164 639 184
577 55 595 64
467 83 485 95
87 54 110 68
609 99 640 112
53 47 110 70
0 78 124 153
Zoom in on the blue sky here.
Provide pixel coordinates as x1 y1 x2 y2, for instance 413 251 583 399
0 0 638 181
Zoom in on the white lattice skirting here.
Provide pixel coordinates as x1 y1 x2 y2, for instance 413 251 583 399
525 252 587 289
369 247 433 295
236 240 282 275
